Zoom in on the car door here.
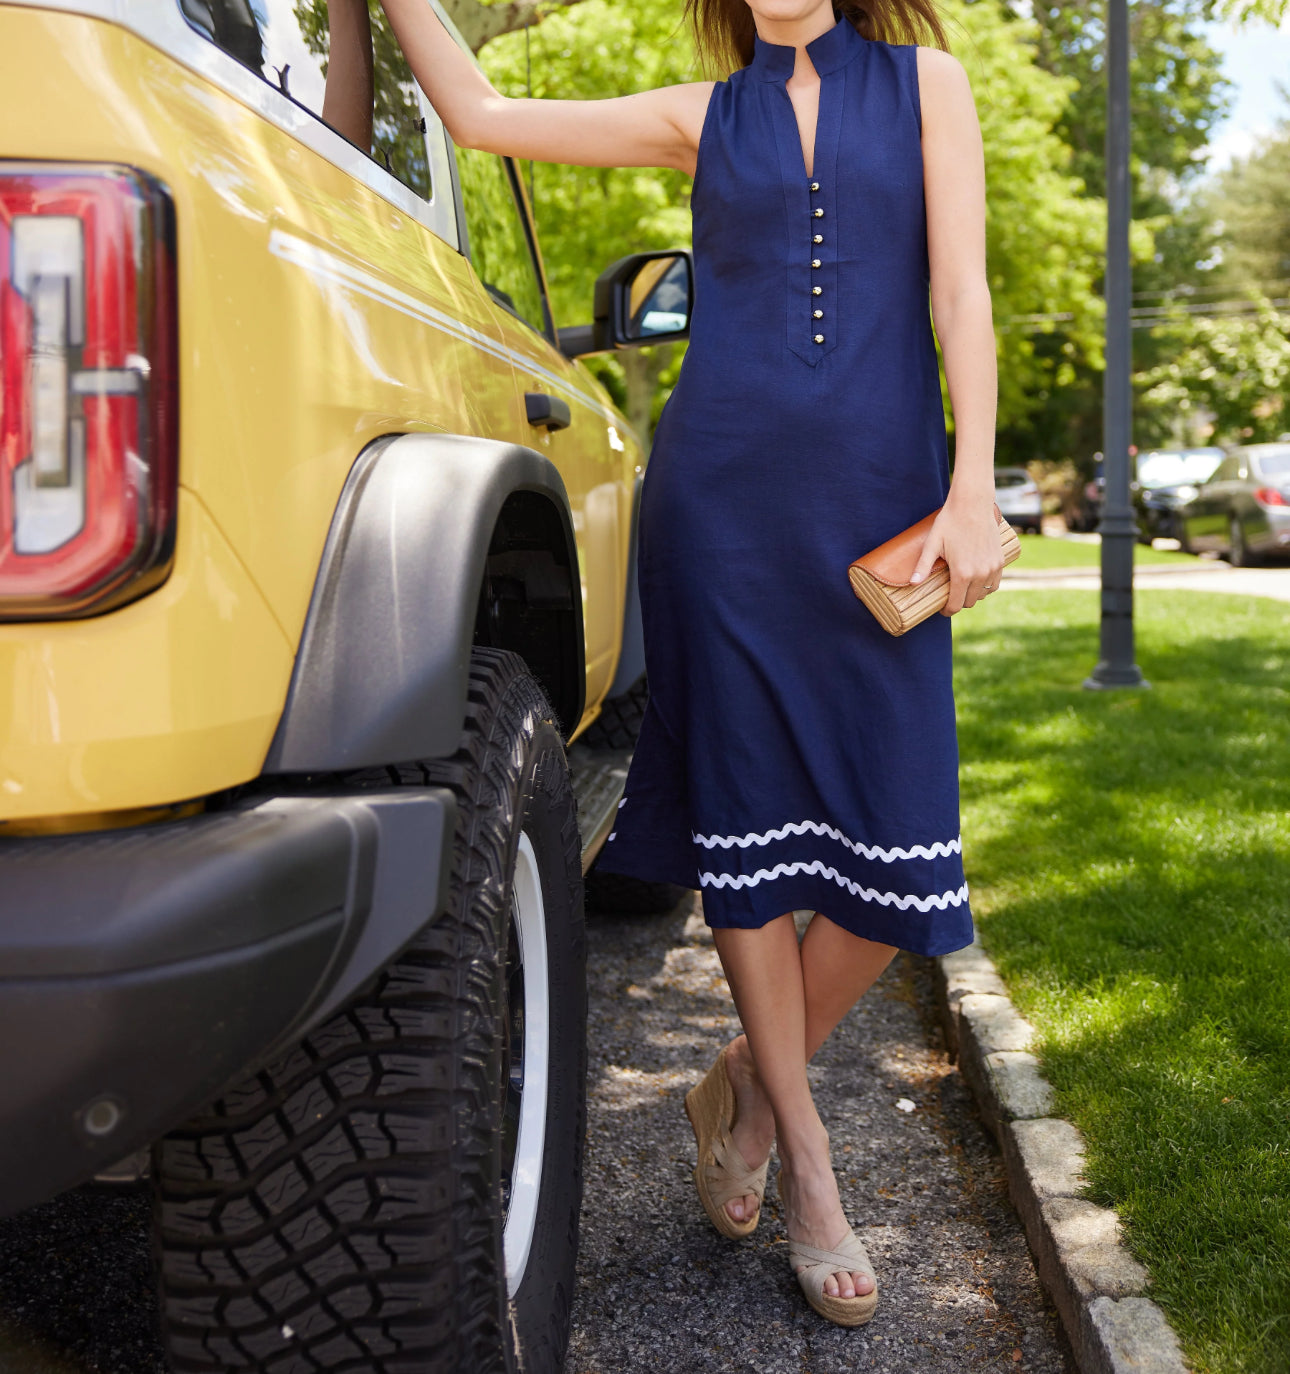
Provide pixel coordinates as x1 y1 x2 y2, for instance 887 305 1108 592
1227 450 1256 547
1187 455 1236 551
449 143 641 720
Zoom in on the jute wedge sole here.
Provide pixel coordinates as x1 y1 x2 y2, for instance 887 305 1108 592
789 1225 879 1327
683 1047 769 1240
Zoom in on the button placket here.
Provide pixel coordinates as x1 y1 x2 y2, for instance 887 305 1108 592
809 177 825 344
772 62 844 364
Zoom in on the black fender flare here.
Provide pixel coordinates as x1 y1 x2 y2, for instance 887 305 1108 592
264 433 584 772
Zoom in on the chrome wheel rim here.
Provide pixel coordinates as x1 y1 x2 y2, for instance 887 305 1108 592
501 831 549 1296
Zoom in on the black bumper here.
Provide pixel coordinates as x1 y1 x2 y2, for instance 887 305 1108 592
0 789 455 1217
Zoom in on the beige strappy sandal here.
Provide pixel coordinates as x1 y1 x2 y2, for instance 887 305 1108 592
789 1225 879 1326
683 1047 769 1239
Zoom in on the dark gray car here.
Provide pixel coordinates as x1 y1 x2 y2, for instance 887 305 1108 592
1132 447 1223 545
1179 443 1290 565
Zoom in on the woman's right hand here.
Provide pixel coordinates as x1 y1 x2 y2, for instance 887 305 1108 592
379 0 713 172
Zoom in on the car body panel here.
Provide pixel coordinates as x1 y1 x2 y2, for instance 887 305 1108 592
0 491 293 821
1132 448 1222 543
994 467 1042 530
0 5 642 821
1180 444 1290 560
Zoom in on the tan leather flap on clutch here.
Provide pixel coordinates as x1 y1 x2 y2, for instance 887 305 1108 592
851 503 1005 589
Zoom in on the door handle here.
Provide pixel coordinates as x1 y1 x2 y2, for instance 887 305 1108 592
525 391 571 432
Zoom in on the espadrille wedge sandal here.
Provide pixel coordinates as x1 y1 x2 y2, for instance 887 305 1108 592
789 1226 879 1327
683 1047 769 1239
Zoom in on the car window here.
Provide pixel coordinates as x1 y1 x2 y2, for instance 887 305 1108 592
453 146 549 335
1254 450 1290 480
1137 450 1223 489
994 470 1030 488
178 0 431 200
1212 455 1240 482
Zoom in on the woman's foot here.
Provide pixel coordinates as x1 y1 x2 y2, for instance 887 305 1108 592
778 1141 874 1300
721 1034 776 1225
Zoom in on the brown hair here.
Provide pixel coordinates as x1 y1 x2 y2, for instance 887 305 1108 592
683 0 950 77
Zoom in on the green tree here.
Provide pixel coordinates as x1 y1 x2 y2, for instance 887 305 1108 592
1204 107 1290 286
946 0 1106 455
1028 0 1232 215
1139 295 1290 442
1135 107 1290 445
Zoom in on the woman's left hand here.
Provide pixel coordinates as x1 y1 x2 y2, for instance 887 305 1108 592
908 496 1004 615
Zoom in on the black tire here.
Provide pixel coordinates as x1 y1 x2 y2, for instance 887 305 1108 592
1228 515 1257 567
577 673 648 750
153 648 587 1374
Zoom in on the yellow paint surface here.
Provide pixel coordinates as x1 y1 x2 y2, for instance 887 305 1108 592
0 9 643 820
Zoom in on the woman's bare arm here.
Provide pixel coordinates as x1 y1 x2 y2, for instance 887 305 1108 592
910 45 1002 615
380 0 712 171
322 0 375 151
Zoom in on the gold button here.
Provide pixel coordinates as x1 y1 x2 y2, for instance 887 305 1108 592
813 309 823 319
814 208 824 218
814 334 825 344
813 234 823 244
810 181 820 191
812 286 822 295
811 258 821 268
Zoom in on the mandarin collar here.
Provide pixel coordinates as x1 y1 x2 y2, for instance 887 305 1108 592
749 15 864 82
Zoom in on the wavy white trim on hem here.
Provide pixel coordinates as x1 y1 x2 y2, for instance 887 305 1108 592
691 819 961 863
698 860 969 910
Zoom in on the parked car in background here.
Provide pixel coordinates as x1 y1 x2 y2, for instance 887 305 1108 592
1063 455 1104 533
994 466 1043 533
1132 447 1224 545
1178 443 1290 565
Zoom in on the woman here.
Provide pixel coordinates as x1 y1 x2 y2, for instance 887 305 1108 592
379 0 1001 1328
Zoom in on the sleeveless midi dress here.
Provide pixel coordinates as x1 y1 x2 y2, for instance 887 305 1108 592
594 18 974 957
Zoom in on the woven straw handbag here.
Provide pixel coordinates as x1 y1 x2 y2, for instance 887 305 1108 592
848 504 1021 636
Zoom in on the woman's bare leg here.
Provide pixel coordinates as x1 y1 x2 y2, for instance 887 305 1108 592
712 913 895 1298
800 914 898 1055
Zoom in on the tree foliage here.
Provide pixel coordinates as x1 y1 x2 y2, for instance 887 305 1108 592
1203 110 1290 287
946 0 1105 446
1140 296 1290 442
1029 0 1231 218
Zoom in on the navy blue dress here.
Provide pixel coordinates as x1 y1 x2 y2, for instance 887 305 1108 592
594 17 974 957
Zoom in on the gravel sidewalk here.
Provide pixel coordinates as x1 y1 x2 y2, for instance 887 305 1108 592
0 894 1074 1374
569 897 1074 1373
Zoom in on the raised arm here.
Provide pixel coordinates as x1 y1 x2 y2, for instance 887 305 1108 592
379 0 712 171
909 45 1002 615
322 0 375 152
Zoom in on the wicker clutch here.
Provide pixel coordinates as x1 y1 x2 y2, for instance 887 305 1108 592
848 505 1021 636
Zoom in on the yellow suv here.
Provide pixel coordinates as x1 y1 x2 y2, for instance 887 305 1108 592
0 3 693 1370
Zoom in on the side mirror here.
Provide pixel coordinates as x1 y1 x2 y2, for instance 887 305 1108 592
558 250 693 359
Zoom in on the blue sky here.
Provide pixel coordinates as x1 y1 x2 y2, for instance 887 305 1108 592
1203 13 1290 167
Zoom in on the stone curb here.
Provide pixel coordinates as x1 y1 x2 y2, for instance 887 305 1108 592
933 941 1191 1374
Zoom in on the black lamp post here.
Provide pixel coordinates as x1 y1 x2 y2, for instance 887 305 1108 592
1085 0 1149 691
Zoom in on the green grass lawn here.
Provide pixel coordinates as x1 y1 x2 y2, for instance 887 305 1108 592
953 589 1290 1374
1013 534 1197 569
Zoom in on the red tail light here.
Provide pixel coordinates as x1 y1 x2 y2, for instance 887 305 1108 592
1253 487 1288 508
0 164 177 620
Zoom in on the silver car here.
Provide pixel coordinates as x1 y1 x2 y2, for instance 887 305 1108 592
994 466 1043 534
1179 443 1290 565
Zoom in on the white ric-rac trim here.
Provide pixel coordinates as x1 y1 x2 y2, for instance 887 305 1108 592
691 820 962 864
698 862 969 910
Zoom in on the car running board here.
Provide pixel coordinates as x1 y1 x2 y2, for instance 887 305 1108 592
567 743 632 873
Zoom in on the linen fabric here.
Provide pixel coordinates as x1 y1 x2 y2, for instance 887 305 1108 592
594 18 974 956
